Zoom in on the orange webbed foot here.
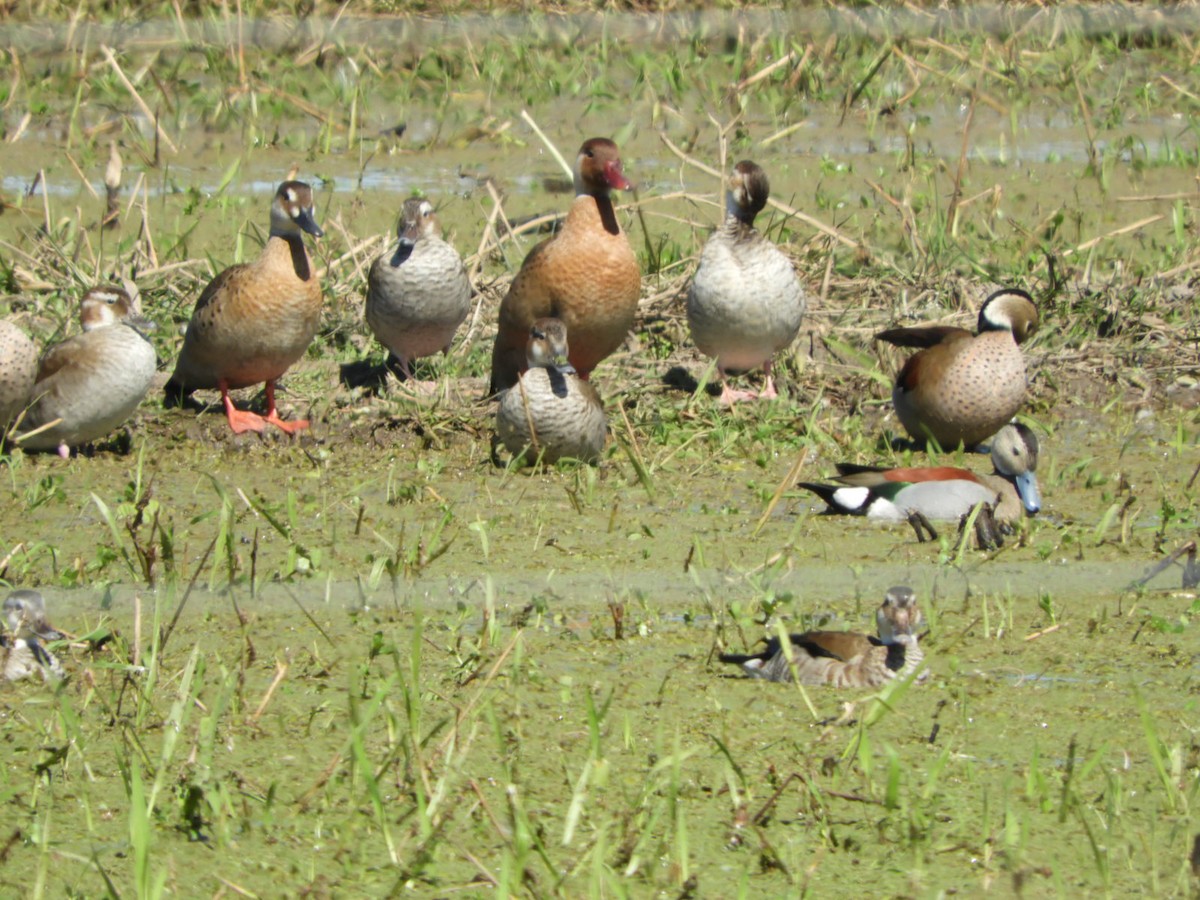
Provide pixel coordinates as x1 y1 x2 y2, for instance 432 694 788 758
265 413 310 434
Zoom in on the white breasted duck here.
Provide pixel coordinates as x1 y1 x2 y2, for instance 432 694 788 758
18 286 156 457
496 317 607 465
687 160 806 404
365 197 471 389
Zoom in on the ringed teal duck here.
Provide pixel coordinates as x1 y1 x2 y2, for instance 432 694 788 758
165 180 324 434
3 590 65 682
720 586 924 687
0 318 37 435
687 160 806 405
18 286 156 458
488 138 640 395
877 288 1038 449
799 422 1041 525
365 197 471 388
496 317 607 464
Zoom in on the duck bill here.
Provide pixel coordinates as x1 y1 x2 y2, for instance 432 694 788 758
391 238 416 266
127 314 157 333
1015 471 1041 515
296 208 325 238
603 159 632 192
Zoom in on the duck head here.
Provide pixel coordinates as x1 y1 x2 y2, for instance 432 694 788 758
79 285 154 334
875 585 922 644
269 180 324 239
977 288 1038 343
575 138 631 196
990 422 1041 514
727 160 770 224
391 198 439 266
526 317 574 373
4 589 65 642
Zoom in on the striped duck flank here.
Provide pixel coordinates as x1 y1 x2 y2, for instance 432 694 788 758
165 180 324 434
18 285 156 458
799 422 1041 525
720 586 924 687
365 197 471 388
488 137 640 395
687 160 806 405
877 288 1038 449
496 317 607 465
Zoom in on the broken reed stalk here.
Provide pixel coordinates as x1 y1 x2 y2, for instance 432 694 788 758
103 141 121 230
519 109 572 180
945 88 976 235
100 45 179 155
753 448 809 537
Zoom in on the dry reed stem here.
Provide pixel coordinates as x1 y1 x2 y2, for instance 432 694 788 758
0 543 23 579
1065 215 1164 257
892 47 1007 114
753 448 809 537
100 45 179 154
733 49 799 93
249 657 289 724
1023 624 1062 641
519 109 572 180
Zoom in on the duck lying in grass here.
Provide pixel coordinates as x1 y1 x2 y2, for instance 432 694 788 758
799 423 1041 527
2 590 65 682
720 586 924 688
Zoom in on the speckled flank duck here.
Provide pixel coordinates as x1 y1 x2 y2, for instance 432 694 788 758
0 319 37 434
876 288 1038 449
720 586 924 687
799 422 1041 525
488 138 640 395
687 160 806 405
3 589 65 682
496 317 607 464
165 180 323 434
365 197 471 387
18 286 156 458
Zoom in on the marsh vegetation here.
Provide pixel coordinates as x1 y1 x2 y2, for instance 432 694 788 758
1 3 1199 896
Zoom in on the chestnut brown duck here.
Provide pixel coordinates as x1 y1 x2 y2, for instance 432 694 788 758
165 180 324 434
488 138 640 395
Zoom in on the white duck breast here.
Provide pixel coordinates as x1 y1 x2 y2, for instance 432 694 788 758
689 234 805 372
687 161 806 398
366 198 471 376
